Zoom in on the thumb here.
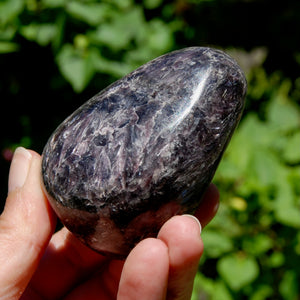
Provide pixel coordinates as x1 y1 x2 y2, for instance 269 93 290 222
0 147 56 299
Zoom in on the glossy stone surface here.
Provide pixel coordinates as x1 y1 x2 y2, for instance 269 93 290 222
42 47 247 258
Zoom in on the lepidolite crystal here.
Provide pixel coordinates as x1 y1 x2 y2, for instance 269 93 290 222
42 47 247 258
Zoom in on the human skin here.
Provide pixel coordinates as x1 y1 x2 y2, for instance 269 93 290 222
0 147 219 300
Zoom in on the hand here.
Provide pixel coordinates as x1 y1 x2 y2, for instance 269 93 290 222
0 147 219 300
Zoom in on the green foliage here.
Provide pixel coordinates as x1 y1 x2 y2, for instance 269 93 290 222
0 0 179 92
1 1 300 299
194 72 300 299
217 253 260 291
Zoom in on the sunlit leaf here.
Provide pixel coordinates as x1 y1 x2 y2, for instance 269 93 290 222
267 252 285 268
143 0 163 9
217 253 259 291
202 230 234 258
109 0 133 9
192 274 233 300
279 270 299 300
66 2 111 26
283 131 300 164
146 19 173 52
249 149 281 187
41 0 66 8
90 23 130 50
0 26 17 40
274 181 300 227
249 285 273 300
273 168 300 228
242 234 273 256
20 24 57 46
0 41 19 53
91 49 133 77
56 44 95 92
0 0 24 25
267 94 300 132
89 7 145 50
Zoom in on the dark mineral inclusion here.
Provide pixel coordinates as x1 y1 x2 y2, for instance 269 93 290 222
42 47 247 258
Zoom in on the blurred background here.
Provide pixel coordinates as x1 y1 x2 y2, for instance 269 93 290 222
0 0 299 298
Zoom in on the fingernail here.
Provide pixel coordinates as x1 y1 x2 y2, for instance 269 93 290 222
8 147 32 193
182 214 202 234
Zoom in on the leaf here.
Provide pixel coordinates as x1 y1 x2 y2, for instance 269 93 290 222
242 234 273 256
0 0 24 25
192 273 214 300
146 19 173 52
211 281 233 300
93 53 133 78
274 180 300 227
219 114 275 177
66 2 111 26
90 23 130 50
89 7 145 50
0 26 17 40
56 44 95 92
267 252 285 268
124 46 159 68
20 24 57 46
217 253 259 291
233 114 275 149
143 0 163 9
267 93 300 132
0 41 19 53
283 131 300 164
249 148 281 187
250 285 273 300
192 273 233 300
108 0 133 9
279 270 299 300
41 0 67 8
201 230 234 258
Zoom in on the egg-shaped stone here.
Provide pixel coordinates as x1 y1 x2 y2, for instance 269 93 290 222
42 47 247 258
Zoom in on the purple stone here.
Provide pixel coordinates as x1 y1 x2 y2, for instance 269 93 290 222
42 47 247 258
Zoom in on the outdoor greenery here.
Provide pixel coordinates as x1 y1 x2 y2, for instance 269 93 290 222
1 0 299 299
195 69 300 299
